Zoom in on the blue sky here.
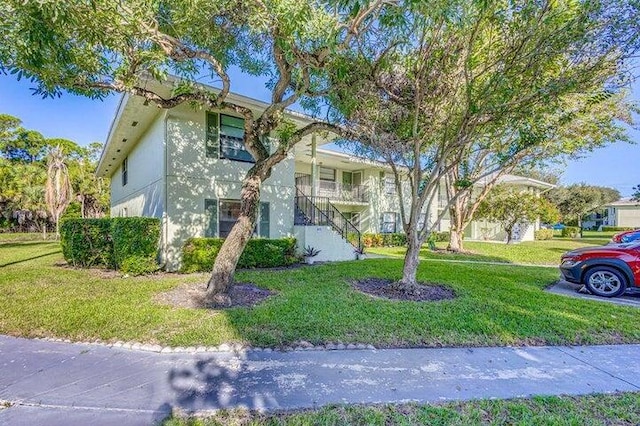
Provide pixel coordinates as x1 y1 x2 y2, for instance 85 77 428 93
0 71 638 196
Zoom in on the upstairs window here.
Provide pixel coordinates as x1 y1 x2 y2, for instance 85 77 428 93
319 167 336 181
122 157 128 186
379 171 396 195
206 112 257 163
385 175 396 195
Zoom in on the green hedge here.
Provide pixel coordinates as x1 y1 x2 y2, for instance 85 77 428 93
60 218 114 268
181 237 298 273
432 231 450 242
561 226 580 238
60 217 160 273
534 229 554 240
362 233 406 248
111 217 161 269
362 232 450 248
602 226 636 232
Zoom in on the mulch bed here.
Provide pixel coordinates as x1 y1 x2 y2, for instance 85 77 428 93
352 278 456 302
156 282 274 309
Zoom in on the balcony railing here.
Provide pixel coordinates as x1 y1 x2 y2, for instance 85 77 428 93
295 175 369 203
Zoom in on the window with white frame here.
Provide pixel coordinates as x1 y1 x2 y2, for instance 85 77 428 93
206 199 270 238
319 167 336 181
384 175 396 195
381 212 397 233
206 112 267 163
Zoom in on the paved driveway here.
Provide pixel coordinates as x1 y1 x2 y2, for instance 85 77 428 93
546 280 640 308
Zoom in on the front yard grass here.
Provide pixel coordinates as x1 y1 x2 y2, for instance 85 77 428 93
164 392 640 426
369 236 612 266
1 238 639 348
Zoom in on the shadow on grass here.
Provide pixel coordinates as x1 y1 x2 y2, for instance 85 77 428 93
0 251 61 268
0 241 57 249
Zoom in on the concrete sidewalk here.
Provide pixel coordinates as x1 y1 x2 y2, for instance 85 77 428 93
1 336 639 425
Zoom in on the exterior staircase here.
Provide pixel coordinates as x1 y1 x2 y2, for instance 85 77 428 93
294 187 362 251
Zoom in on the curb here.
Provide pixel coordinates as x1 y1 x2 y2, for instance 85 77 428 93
31 337 377 354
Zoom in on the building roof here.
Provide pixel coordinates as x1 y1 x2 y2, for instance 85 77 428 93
97 80 555 191
606 197 640 207
96 76 335 177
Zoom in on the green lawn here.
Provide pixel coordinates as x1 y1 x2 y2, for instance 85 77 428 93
1 238 639 348
0 232 52 242
370 235 614 266
165 393 640 426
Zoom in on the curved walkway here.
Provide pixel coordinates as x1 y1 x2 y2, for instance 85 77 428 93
1 335 639 425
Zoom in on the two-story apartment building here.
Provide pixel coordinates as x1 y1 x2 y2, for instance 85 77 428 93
97 81 553 270
602 198 640 228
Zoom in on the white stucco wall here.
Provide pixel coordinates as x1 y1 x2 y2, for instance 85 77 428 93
163 104 295 270
109 112 166 219
614 206 640 228
293 225 357 262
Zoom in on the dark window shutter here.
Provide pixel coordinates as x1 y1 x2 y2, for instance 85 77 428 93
204 199 218 237
259 202 270 238
206 112 219 159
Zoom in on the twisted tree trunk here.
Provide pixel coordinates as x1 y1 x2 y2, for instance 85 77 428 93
205 172 262 306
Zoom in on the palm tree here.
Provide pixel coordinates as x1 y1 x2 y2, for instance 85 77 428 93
45 146 73 238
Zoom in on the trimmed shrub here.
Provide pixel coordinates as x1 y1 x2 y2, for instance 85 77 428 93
362 232 449 248
181 237 298 273
561 226 580 238
60 218 114 268
60 217 161 273
120 255 160 276
111 217 161 269
362 233 406 248
433 231 450 242
534 229 554 240
602 226 635 232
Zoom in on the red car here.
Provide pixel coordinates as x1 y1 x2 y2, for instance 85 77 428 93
560 242 640 297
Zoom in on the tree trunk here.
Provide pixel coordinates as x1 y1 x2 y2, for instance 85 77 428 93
505 226 513 244
447 229 464 252
205 173 262 305
394 230 422 294
578 216 583 238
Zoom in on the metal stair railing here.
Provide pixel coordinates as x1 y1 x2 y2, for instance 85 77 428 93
294 188 362 250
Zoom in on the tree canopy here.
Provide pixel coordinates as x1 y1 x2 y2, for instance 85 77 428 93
546 184 621 230
328 0 639 287
476 186 560 243
0 113 109 233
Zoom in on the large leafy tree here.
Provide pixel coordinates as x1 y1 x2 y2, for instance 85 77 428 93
0 0 390 304
330 0 639 290
546 184 621 234
632 185 640 202
476 186 560 244
444 91 635 252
